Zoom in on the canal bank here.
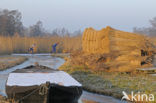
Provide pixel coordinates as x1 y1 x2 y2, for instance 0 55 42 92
0 54 121 103
59 56 156 103
0 56 27 71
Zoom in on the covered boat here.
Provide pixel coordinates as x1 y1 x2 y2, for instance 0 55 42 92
6 65 82 103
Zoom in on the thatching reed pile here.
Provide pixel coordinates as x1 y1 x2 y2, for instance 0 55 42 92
75 26 156 72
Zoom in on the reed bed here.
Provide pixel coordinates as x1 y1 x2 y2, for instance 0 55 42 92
0 35 82 54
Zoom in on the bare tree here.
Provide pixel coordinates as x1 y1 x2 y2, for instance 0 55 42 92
0 9 23 36
133 17 156 36
29 21 44 37
51 28 69 36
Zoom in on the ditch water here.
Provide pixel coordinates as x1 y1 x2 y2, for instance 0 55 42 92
0 54 122 103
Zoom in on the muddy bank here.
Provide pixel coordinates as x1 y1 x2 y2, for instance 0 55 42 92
0 56 27 71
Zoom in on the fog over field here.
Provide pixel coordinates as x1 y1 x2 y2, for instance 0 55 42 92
0 0 156 32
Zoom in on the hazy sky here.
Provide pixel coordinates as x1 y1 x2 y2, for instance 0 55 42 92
0 0 156 32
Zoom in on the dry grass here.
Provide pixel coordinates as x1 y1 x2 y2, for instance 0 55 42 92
51 53 70 58
0 35 82 54
0 95 9 103
150 37 156 46
0 56 27 71
82 99 98 103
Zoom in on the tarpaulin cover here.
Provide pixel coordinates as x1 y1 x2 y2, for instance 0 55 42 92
7 72 82 87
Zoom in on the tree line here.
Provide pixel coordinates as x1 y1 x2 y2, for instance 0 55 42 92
0 9 82 37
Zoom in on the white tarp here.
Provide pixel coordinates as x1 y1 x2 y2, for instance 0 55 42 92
7 71 82 87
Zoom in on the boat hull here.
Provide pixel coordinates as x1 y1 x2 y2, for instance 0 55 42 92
6 65 82 103
6 83 82 103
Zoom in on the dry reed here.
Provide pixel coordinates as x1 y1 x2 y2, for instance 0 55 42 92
0 35 82 54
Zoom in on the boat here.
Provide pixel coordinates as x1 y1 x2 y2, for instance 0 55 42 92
6 65 82 103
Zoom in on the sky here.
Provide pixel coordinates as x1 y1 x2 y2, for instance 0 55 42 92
0 0 156 32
